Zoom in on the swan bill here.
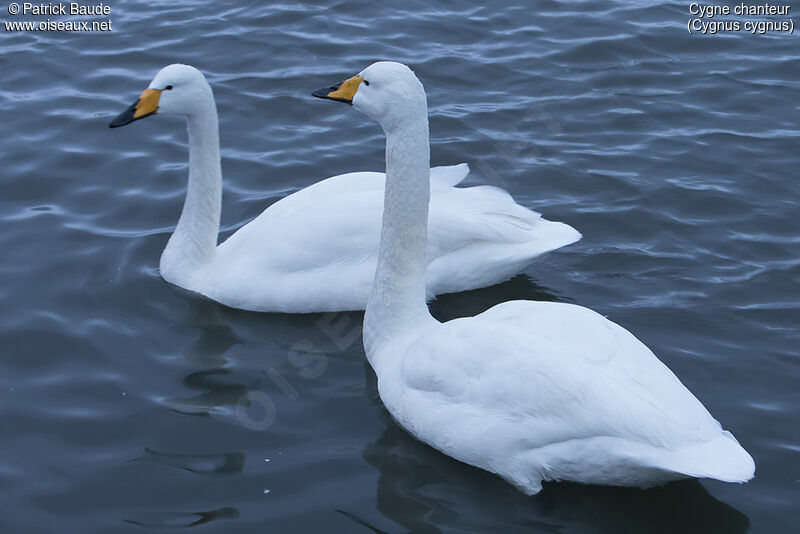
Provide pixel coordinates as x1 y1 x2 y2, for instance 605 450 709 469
109 88 162 128
312 75 363 105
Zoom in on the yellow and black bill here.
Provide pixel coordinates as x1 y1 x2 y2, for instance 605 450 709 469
312 75 364 105
109 88 162 128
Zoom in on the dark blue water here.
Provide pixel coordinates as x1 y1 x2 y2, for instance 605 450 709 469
1 1 798 532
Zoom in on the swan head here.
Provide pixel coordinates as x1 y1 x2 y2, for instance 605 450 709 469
109 64 213 128
313 61 427 131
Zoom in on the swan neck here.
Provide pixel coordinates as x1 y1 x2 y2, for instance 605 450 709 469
364 116 434 360
161 99 222 281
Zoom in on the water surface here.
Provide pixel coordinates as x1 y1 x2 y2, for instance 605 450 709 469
1 1 798 532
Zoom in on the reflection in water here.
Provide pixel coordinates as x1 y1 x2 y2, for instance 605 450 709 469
363 400 750 534
123 506 239 528
171 290 244 368
158 294 313 418
158 295 364 426
160 369 250 419
335 509 393 534
133 447 245 475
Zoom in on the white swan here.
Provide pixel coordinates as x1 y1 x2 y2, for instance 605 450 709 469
314 61 755 493
108 64 580 313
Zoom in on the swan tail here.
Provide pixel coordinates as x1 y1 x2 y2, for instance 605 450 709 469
428 166 581 253
462 185 581 249
645 432 755 484
524 218 582 253
430 163 470 188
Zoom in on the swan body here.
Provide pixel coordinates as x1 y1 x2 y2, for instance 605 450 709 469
377 300 754 493
315 61 754 493
109 64 580 313
204 165 577 312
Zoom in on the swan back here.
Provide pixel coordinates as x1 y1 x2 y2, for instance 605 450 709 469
380 300 754 491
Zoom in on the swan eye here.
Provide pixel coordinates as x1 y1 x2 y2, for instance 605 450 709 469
363 80 370 86
165 85 174 90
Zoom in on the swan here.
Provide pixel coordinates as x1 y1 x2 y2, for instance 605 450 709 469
108 64 580 313
313 61 755 493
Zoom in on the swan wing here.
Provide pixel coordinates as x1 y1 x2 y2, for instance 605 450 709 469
207 166 467 310
220 163 469 249
257 162 468 219
396 301 724 458
217 164 469 269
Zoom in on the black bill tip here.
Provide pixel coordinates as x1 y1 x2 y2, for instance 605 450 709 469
312 83 352 105
312 84 339 99
108 100 137 128
108 100 155 128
